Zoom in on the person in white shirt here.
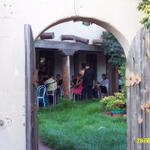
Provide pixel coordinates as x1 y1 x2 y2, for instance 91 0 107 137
44 75 57 92
44 74 57 104
100 73 109 97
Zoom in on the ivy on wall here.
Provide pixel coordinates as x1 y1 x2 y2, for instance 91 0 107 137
138 0 150 28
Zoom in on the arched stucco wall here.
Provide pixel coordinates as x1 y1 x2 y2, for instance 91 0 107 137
35 16 129 56
0 0 142 150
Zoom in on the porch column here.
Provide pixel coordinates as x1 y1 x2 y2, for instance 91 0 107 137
62 55 71 98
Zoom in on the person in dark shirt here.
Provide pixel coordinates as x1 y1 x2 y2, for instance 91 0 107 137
82 64 95 100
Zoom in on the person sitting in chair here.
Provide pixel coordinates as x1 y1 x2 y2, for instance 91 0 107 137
56 74 63 97
99 73 109 97
44 74 57 104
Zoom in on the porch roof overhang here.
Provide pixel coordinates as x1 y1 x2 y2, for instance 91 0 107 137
34 40 105 55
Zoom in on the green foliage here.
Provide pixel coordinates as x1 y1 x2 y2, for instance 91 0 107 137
106 100 125 111
119 63 126 95
100 96 116 106
102 32 126 67
114 92 126 102
138 0 150 28
100 92 126 111
38 101 127 150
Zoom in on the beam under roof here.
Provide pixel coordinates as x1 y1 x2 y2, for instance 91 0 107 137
34 40 105 55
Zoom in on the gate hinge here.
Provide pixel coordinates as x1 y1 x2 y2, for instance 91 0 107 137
144 102 150 114
126 73 141 87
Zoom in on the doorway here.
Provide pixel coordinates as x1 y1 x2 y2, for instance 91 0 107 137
25 17 150 150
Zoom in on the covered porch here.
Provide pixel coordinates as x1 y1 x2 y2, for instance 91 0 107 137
35 34 119 98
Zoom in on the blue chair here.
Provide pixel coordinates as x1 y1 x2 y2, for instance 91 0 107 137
37 85 49 107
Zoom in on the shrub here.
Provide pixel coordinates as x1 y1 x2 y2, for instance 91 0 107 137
100 96 116 106
114 92 126 102
106 100 125 111
100 92 126 111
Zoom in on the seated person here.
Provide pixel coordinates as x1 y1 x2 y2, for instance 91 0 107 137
99 73 109 97
71 75 77 88
72 73 83 100
44 74 57 104
56 74 63 97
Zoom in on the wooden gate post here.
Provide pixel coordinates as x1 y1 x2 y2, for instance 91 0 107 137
62 55 71 98
127 28 150 150
24 24 38 150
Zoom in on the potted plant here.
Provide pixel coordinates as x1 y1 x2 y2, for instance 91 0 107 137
100 92 126 117
106 99 126 117
100 96 116 116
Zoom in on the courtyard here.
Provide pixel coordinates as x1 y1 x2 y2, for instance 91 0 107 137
38 100 127 150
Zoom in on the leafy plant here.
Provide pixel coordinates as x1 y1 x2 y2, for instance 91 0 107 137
100 92 126 111
138 0 150 28
114 92 126 102
100 96 116 106
119 63 126 96
106 100 125 111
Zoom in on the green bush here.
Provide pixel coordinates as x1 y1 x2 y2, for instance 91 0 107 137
106 99 125 111
100 92 126 111
114 92 126 102
100 96 116 106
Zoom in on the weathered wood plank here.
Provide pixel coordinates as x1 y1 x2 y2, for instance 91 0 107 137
127 28 150 150
24 24 38 150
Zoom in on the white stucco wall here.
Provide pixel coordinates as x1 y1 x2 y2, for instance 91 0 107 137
0 0 142 150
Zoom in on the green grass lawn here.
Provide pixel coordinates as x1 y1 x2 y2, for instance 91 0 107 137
38 100 127 150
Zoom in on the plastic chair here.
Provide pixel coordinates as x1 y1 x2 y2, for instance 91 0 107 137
47 90 57 106
37 85 48 107
45 84 57 106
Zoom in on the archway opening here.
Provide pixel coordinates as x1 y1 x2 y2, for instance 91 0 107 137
35 16 129 55
33 16 127 150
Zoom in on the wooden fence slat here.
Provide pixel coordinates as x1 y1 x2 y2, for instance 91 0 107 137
127 28 150 150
